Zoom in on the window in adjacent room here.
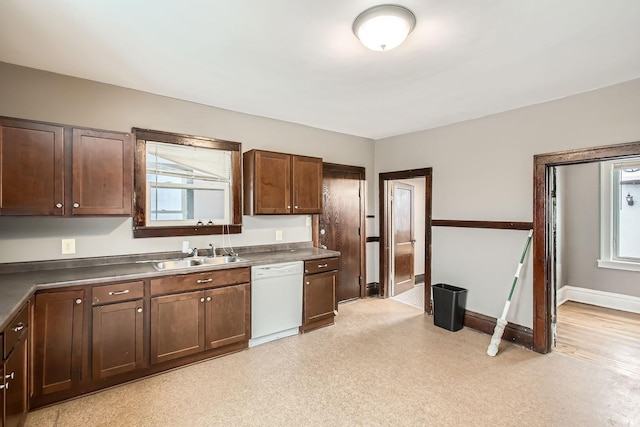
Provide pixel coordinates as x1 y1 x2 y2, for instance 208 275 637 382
599 158 640 271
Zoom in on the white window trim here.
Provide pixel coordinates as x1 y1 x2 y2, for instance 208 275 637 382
598 160 640 272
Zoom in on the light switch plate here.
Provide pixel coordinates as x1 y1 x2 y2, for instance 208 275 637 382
61 239 76 254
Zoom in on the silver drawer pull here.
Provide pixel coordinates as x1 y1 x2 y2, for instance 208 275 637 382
318 263 328 268
5 372 14 380
197 279 213 284
0 383 5 390
108 289 130 296
12 322 25 332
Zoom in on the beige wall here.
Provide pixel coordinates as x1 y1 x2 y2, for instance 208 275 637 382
0 62 375 263
375 78 640 327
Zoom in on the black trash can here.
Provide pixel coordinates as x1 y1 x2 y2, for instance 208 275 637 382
432 283 467 331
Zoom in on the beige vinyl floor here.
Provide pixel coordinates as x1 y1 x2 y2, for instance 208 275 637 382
26 298 639 427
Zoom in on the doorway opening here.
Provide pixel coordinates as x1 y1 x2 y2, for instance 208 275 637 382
549 161 640 376
532 140 640 354
379 168 432 314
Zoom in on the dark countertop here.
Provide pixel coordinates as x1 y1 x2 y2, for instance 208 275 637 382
0 246 339 331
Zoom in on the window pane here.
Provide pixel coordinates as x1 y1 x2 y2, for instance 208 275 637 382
146 141 232 225
616 165 640 260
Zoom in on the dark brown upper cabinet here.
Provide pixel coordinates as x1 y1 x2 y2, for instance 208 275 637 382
71 128 133 215
243 150 323 215
0 117 133 216
133 128 242 238
0 118 64 215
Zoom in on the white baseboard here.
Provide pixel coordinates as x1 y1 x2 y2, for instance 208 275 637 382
557 286 640 314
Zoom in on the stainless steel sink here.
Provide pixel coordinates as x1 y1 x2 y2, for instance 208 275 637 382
152 256 248 271
197 256 248 265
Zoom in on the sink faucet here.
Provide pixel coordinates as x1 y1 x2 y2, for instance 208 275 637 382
186 247 198 257
208 243 217 258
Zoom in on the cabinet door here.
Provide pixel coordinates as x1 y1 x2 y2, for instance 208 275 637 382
205 284 250 350
292 155 322 214
0 119 64 215
150 291 205 364
4 337 28 427
32 290 85 397
72 128 133 215
254 151 291 214
92 300 144 380
304 271 336 325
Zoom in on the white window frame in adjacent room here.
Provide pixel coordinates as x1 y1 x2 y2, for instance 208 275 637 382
598 159 640 272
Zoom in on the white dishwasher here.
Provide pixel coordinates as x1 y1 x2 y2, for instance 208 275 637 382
249 261 304 347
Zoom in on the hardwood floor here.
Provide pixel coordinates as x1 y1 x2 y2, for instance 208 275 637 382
555 301 640 377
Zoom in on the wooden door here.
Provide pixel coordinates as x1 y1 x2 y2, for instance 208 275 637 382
252 150 291 214
303 271 336 325
205 284 250 350
0 118 64 215
4 337 28 427
392 182 415 295
150 291 205 364
92 300 144 379
292 155 322 214
72 128 133 215
32 290 85 397
319 164 364 302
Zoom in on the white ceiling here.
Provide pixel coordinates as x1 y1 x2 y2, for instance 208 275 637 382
1 1 640 140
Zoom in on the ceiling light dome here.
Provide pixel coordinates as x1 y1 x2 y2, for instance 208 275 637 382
353 4 416 51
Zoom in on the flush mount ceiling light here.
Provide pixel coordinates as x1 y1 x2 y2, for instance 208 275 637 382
352 4 416 51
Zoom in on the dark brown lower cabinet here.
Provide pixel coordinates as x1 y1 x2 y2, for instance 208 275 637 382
205 284 250 350
151 284 251 363
32 290 85 400
92 300 145 379
302 258 338 332
4 337 28 427
150 291 206 364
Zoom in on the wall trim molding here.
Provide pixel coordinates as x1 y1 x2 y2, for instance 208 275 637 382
464 310 533 350
557 286 640 314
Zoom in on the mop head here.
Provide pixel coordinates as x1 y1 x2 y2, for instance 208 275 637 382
487 318 508 357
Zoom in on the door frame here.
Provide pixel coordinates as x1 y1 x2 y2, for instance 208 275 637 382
379 168 432 314
312 163 367 298
533 140 640 353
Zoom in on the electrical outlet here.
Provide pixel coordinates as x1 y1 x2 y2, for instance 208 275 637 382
275 230 283 241
61 239 76 254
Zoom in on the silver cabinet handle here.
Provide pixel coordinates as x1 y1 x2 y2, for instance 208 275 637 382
0 383 5 390
5 372 14 380
306 282 310 285
108 289 130 296
287 205 291 209
206 296 212 302
73 203 79 208
200 297 205 302
197 279 213 284
75 298 82 304
318 263 328 268
137 307 143 313
56 203 63 208
294 205 298 208
12 322 25 332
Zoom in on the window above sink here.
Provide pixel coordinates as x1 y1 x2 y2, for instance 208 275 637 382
133 128 242 238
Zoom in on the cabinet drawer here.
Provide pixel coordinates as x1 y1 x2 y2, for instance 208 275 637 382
3 302 28 359
304 257 339 275
150 267 250 296
93 281 144 305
